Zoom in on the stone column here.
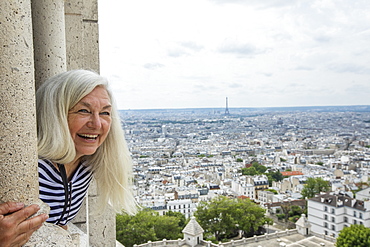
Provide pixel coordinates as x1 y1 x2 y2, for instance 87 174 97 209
65 0 116 246
31 0 67 89
0 1 73 246
0 0 39 207
65 0 100 72
0 0 73 247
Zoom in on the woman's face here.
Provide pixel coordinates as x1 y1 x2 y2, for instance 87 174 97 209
68 86 112 159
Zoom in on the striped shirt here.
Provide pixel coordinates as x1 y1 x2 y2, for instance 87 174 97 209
38 159 93 226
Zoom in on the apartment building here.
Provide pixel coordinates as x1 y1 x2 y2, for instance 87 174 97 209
167 199 198 218
231 179 255 199
308 192 370 238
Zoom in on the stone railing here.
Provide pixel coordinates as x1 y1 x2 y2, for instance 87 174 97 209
200 229 299 247
132 230 298 247
311 231 336 243
134 239 186 247
131 229 336 247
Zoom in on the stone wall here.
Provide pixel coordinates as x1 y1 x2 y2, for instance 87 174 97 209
0 0 115 245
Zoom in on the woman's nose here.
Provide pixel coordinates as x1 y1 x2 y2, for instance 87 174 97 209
87 113 101 128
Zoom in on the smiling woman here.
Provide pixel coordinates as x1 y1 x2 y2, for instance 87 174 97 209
34 69 137 228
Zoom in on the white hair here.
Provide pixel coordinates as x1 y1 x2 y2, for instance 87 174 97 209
36 69 137 214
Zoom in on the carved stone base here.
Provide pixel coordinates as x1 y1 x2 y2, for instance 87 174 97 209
25 223 74 247
24 200 76 246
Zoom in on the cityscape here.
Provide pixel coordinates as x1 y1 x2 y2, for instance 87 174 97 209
120 105 370 245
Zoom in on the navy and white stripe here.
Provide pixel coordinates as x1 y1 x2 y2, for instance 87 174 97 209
38 159 93 226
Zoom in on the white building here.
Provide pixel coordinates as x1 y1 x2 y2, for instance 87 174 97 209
308 192 370 238
167 199 198 218
231 179 255 199
258 190 275 203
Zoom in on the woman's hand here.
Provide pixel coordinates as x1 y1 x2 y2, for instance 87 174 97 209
0 202 48 247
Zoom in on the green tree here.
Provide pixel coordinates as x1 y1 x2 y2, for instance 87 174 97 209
288 205 303 217
116 208 184 247
241 167 257 176
270 170 283 182
252 162 267 174
231 197 267 237
336 224 370 247
153 215 182 240
165 210 187 228
266 170 283 186
116 209 157 247
194 196 269 241
301 177 330 199
236 158 243 162
194 196 235 241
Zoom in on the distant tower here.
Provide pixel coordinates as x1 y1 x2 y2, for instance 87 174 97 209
161 125 167 138
225 97 230 115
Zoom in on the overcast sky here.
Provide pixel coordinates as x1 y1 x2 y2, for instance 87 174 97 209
98 0 370 110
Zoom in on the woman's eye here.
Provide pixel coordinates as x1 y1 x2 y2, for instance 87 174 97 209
100 111 111 116
78 109 90 113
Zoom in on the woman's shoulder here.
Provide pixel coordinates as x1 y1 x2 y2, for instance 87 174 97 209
38 158 55 170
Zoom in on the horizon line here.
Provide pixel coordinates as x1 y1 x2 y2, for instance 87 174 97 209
118 104 370 111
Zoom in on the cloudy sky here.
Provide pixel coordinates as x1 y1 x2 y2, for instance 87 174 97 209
98 0 370 110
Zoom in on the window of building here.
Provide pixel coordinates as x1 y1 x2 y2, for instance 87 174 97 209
360 221 363 225
360 212 363 219
324 222 328 228
331 217 335 223
332 225 335 231
354 211 357 217
331 208 335 214
324 215 328 220
354 220 357 225
324 231 328 236
324 206 328 212
344 217 348 223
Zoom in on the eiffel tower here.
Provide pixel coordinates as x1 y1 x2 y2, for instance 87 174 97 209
225 97 230 115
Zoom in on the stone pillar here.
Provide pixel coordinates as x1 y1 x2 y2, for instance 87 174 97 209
31 0 67 89
65 0 116 246
65 0 100 72
87 180 117 247
1 0 39 207
0 0 72 246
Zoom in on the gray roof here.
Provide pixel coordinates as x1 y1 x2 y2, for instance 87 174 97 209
309 192 366 211
182 217 204 235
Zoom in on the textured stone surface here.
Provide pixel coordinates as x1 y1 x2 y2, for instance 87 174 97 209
65 0 100 72
32 0 67 89
0 0 38 205
68 222 89 246
88 196 116 247
1 1 75 245
25 223 74 247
